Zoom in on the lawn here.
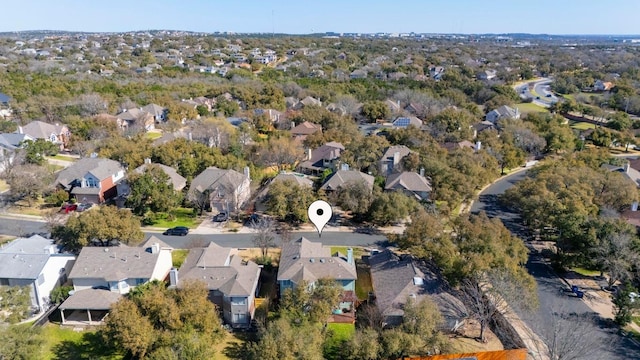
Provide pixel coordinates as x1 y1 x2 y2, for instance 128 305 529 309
571 267 601 277
42 324 125 360
145 131 163 140
49 154 78 162
570 121 596 130
515 102 547 113
324 323 356 360
147 207 204 229
172 249 189 268
330 246 367 259
355 260 373 301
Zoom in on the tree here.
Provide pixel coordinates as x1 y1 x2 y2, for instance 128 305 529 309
0 286 32 323
126 165 183 216
334 181 374 218
280 279 343 324
256 136 304 171
50 285 73 305
264 180 315 223
247 317 325 360
52 205 144 251
102 280 223 359
0 324 44 360
368 190 417 226
347 328 381 360
252 217 276 261
187 188 211 216
21 138 59 165
613 282 637 326
4 164 54 205
361 101 390 123
594 229 639 288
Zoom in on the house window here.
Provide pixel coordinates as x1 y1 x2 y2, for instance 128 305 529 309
0 278 9 286
233 313 248 323
230 297 246 305
86 177 98 188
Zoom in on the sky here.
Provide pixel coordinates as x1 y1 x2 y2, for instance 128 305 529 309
1 0 639 35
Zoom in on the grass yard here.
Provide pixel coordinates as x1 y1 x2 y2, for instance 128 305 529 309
8 197 55 216
571 267 601 277
145 131 163 140
515 102 548 113
215 331 251 359
147 208 203 229
355 260 374 301
42 324 125 360
172 249 189 268
324 323 356 360
49 154 78 162
570 121 596 130
330 246 367 259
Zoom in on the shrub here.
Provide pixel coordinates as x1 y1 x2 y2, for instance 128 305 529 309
45 189 69 206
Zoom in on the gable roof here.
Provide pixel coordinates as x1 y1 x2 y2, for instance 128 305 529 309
19 120 66 139
277 237 357 284
271 172 314 188
133 163 187 191
392 116 423 128
300 96 321 107
385 172 432 193
190 167 247 194
298 142 345 171
55 157 124 188
291 121 322 136
141 104 166 117
380 145 413 163
0 253 49 280
320 170 375 191
0 234 58 254
0 133 32 150
488 105 519 119
0 92 10 104
69 244 167 282
178 242 260 297
59 289 122 310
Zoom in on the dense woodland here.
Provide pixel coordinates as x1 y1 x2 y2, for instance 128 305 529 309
1 33 640 359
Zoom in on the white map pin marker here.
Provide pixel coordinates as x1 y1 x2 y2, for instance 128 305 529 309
308 200 332 237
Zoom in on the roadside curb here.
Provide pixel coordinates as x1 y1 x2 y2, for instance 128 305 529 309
464 166 531 215
0 212 46 222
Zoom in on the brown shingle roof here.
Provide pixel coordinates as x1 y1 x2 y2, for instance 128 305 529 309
277 238 357 284
59 289 122 310
69 245 165 282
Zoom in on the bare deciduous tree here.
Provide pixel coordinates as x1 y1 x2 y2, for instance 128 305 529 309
252 217 276 260
596 231 639 288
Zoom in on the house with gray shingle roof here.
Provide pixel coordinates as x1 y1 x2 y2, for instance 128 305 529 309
58 237 172 325
297 142 345 175
277 237 357 309
133 160 187 191
141 103 167 123
0 133 33 172
291 121 322 141
116 107 155 131
0 235 75 312
17 120 70 149
385 171 432 201
379 145 414 176
189 166 251 213
172 242 261 327
485 105 520 124
55 157 126 204
369 250 465 328
320 170 375 192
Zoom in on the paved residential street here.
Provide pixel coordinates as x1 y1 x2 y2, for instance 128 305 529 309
473 169 640 359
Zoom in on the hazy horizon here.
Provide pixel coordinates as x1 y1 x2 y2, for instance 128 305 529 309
2 0 639 35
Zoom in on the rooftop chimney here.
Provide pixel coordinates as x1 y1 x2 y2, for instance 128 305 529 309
624 162 631 174
633 201 638 212
244 166 250 179
144 158 152 164
150 243 160 254
393 151 401 165
347 248 354 266
419 167 425 177
475 141 482 152
307 148 312 161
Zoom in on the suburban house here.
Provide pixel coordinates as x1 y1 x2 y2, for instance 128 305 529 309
320 170 375 192
379 145 414 176
116 108 155 131
0 235 75 313
385 99 402 115
297 142 345 175
485 105 520 124
594 80 614 92
385 171 432 201
132 160 187 191
477 69 498 81
291 121 322 141
17 120 70 150
350 69 368 79
369 250 465 328
441 140 478 152
0 92 11 118
254 108 284 123
55 157 127 204
392 116 423 128
472 121 497 137
299 96 322 108
277 237 358 310
141 103 167 123
58 237 173 325
0 133 33 172
429 66 445 80
189 166 251 213
171 242 261 328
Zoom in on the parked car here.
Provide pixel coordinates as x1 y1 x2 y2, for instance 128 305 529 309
244 213 261 226
163 226 189 236
76 203 93 212
213 212 229 222
60 203 77 214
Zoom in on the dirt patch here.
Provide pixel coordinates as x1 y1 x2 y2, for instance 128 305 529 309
237 248 281 265
448 319 503 353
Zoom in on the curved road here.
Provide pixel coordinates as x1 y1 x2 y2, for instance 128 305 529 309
472 170 640 359
515 78 559 108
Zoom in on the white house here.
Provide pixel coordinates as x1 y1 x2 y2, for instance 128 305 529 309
0 235 76 312
485 105 520 124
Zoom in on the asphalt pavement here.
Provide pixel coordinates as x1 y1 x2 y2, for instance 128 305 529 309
473 169 640 359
